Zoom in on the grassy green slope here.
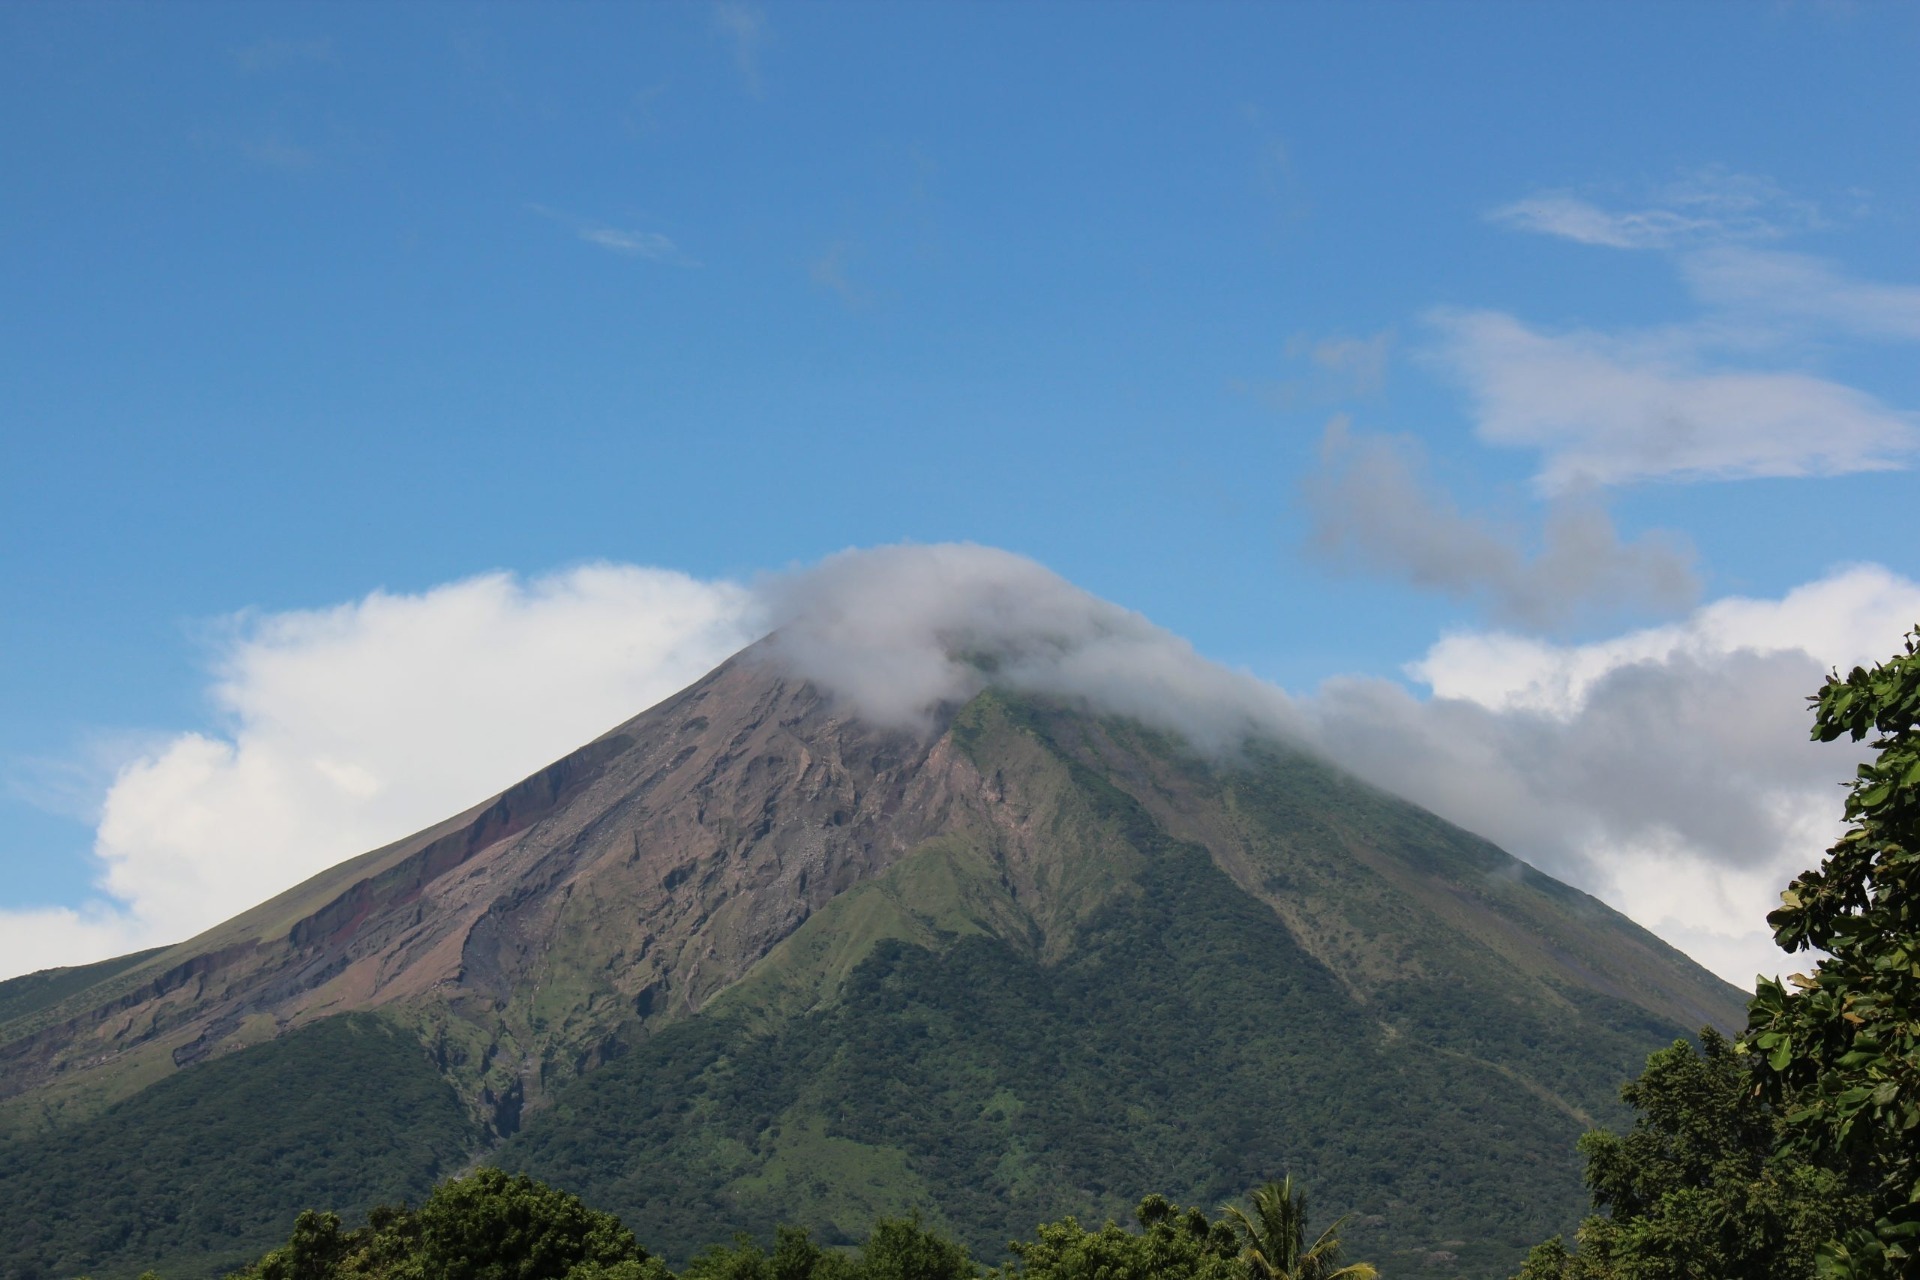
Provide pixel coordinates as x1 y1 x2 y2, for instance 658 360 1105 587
0 1014 476 1280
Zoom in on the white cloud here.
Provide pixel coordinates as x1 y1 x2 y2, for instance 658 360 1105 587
1306 417 1697 628
0 565 757 980
10 547 1915 993
1430 308 1917 490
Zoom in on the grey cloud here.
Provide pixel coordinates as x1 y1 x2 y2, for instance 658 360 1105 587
1310 649 1850 883
1306 419 1698 628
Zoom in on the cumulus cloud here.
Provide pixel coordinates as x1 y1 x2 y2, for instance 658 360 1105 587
1430 308 1917 490
1308 564 1920 984
0 565 757 979
10 545 1916 991
1306 418 1697 627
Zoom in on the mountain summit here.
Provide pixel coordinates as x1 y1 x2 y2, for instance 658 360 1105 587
0 621 1744 1280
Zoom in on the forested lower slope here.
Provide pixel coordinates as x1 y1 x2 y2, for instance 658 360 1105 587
0 1015 473 1280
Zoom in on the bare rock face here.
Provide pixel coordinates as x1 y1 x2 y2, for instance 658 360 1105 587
0 649 995 1131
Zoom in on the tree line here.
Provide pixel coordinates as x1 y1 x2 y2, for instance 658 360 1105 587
1515 626 1920 1278
208 1167 1375 1280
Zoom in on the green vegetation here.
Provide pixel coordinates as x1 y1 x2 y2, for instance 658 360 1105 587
1516 627 1920 1278
503 768 1678 1277
223 1169 1372 1280
233 1168 668 1280
1219 1179 1376 1280
0 1014 475 1280
1750 628 1920 1276
1512 1030 1859 1278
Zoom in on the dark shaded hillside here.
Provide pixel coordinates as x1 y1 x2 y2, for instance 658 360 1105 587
0 1015 474 1280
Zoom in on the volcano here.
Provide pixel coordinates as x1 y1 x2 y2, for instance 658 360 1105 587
0 634 1743 1280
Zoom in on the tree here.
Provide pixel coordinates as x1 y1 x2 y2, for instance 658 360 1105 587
992 1194 1241 1280
1510 1030 1857 1279
858 1213 976 1280
681 1225 859 1280
405 1167 650 1280
1218 1178 1376 1280
237 1169 665 1280
1747 627 1920 1276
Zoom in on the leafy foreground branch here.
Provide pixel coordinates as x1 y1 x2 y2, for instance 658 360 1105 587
1517 627 1920 1280
197 1167 1374 1280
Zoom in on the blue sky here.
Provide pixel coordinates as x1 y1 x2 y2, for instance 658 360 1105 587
3 2 1918 983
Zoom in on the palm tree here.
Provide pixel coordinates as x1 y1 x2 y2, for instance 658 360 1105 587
1220 1177 1378 1280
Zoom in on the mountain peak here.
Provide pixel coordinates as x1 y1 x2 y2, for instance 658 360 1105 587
0 635 1746 1276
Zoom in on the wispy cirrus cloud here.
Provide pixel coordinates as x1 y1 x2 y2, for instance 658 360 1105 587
231 37 334 75
810 241 872 308
1681 246 1920 342
531 205 699 266
1490 168 1822 249
1452 172 1918 489
713 3 770 96
1429 308 1917 491
1232 329 1392 412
